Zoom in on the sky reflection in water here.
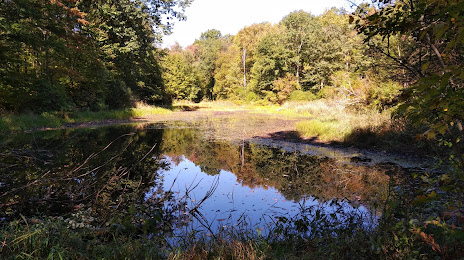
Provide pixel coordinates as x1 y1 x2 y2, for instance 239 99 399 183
147 155 376 234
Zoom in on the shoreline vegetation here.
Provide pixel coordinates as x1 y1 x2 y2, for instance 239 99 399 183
0 100 440 158
0 102 171 133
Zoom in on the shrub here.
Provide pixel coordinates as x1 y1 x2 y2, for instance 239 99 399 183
288 90 317 102
245 91 259 103
367 81 403 110
273 74 301 104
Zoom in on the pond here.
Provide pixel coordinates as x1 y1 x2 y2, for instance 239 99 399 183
0 122 419 242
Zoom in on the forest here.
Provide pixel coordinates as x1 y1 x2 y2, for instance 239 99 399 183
1 0 464 258
0 0 192 113
3 0 462 169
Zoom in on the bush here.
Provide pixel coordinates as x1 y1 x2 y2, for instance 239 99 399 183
245 91 259 103
253 99 272 106
288 90 317 101
273 74 301 104
263 91 278 104
367 81 403 110
0 117 7 134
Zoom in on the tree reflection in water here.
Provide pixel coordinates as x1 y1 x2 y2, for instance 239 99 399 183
0 124 396 239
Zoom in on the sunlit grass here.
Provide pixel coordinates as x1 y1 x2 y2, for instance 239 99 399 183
0 103 171 133
0 112 62 132
296 119 352 142
172 99 249 111
286 100 393 142
130 102 171 117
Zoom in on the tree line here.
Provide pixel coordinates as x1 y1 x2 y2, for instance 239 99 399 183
161 9 405 109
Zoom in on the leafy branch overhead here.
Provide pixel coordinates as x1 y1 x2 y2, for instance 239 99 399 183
352 0 464 169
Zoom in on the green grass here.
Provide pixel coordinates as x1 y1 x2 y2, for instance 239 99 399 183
0 112 62 133
0 218 165 259
0 105 171 134
296 119 353 142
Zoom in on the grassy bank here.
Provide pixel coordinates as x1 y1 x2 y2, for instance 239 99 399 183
0 103 171 134
274 100 439 156
291 101 393 142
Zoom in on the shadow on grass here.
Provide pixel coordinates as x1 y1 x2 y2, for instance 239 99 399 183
262 130 318 143
260 125 443 160
341 124 444 158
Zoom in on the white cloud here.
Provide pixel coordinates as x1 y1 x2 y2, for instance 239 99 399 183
161 0 350 48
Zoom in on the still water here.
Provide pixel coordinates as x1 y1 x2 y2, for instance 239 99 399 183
0 123 401 237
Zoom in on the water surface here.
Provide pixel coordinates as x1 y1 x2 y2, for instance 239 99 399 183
0 123 401 237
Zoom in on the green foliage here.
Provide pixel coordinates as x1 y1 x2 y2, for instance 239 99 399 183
0 0 191 113
367 81 403 110
288 90 317 101
353 0 464 169
0 217 166 259
193 29 230 100
161 51 202 101
214 44 242 99
280 11 314 85
302 10 355 90
249 25 290 97
165 9 396 108
326 71 403 110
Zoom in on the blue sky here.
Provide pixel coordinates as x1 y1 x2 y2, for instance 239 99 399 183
162 0 351 48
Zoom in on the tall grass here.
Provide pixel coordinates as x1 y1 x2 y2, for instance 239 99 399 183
0 218 165 259
0 103 171 133
278 100 393 143
0 112 62 133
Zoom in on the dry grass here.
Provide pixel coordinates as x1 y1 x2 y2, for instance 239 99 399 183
173 100 248 112
281 99 346 118
130 101 171 117
168 239 268 260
